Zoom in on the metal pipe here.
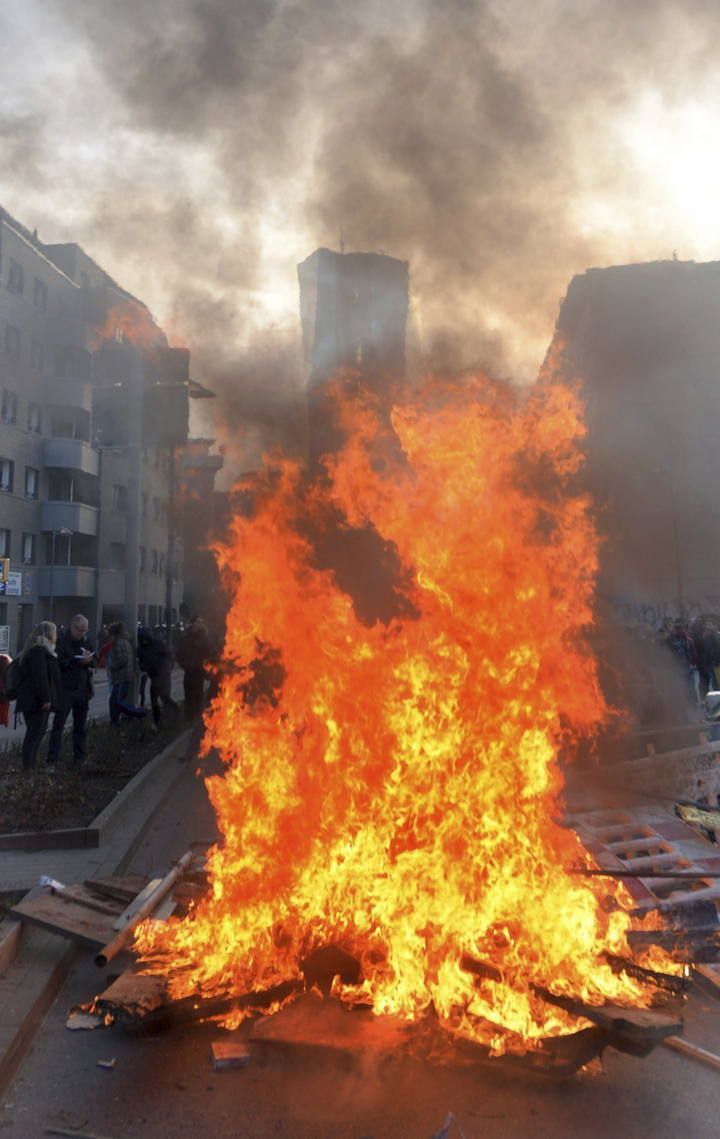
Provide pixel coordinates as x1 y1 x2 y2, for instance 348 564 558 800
570 868 720 880
94 850 193 967
664 1035 720 1072
165 444 175 649
48 528 56 625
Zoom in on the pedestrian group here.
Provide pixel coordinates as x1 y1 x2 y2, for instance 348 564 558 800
0 614 214 773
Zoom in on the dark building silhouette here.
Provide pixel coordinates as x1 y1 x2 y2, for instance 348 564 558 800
297 248 409 464
550 258 720 626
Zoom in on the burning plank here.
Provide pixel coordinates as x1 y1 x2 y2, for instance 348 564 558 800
532 985 683 1057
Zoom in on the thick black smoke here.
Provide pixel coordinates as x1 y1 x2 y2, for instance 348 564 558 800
2 0 720 469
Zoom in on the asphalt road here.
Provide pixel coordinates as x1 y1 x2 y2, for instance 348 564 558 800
3 763 720 1139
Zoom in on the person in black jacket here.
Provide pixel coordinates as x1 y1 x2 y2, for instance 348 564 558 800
137 627 178 729
47 614 94 768
15 621 62 772
176 617 212 722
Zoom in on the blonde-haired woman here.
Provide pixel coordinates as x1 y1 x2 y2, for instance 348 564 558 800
15 621 62 772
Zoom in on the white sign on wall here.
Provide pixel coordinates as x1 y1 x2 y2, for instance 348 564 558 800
0 573 21 597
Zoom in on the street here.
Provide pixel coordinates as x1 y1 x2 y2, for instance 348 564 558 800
3 762 720 1139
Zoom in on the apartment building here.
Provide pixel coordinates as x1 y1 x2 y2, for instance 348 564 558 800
0 205 189 652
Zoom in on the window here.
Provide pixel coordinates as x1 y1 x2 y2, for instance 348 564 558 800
27 402 42 434
1 390 17 424
30 340 44 372
45 531 72 566
48 471 73 501
0 530 9 557
0 458 14 492
152 496 162 521
21 533 35 565
148 605 158 626
159 553 165 577
4 324 20 358
141 492 148 519
24 467 39 499
8 259 24 294
150 548 158 575
33 278 47 311
112 484 128 512
109 542 126 570
139 545 146 572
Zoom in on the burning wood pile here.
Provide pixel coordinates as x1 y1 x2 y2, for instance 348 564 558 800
57 375 720 1074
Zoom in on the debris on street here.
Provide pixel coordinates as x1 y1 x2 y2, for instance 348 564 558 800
210 1040 251 1070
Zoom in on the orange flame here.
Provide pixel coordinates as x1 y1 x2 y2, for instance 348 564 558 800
136 373 671 1052
93 299 166 352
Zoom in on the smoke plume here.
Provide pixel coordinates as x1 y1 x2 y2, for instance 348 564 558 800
2 1 720 470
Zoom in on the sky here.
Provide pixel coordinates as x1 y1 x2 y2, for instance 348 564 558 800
2 0 720 463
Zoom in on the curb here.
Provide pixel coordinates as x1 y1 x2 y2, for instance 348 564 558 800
0 727 194 1100
0 728 190 853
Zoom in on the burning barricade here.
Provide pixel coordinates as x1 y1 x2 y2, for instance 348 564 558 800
66 374 696 1074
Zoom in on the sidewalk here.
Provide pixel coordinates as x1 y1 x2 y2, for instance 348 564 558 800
0 667 185 745
0 727 197 1097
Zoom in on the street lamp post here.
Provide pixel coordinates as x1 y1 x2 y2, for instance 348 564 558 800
49 527 73 626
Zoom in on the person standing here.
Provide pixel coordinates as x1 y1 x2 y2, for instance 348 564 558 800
106 622 146 724
15 621 62 772
0 652 11 729
176 616 211 722
47 614 94 768
137 626 178 729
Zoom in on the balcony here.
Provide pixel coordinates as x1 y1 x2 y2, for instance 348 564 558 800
44 377 93 413
40 501 99 537
38 566 96 598
43 438 99 477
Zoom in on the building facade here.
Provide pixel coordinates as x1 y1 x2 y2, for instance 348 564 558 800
297 247 409 464
551 258 720 626
0 205 188 651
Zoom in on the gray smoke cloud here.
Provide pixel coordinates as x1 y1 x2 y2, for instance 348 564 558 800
2 0 720 474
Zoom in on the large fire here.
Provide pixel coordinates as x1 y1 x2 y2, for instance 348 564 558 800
136 373 668 1054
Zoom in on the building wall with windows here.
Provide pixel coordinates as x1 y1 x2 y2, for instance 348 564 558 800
0 206 186 651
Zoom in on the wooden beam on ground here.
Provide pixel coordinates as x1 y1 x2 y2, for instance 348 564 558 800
628 927 720 963
663 1035 720 1072
11 888 126 950
84 875 150 904
604 952 689 995
532 985 683 1056
94 968 304 1031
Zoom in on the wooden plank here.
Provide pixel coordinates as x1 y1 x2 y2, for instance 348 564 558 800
532 985 683 1055
11 893 118 950
95 970 168 1022
84 875 149 904
47 885 124 918
628 927 720 962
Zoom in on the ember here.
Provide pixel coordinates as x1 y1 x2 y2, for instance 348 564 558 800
135 373 677 1055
